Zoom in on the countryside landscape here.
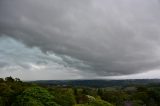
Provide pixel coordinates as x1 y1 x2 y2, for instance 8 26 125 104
0 77 160 106
1 0 160 106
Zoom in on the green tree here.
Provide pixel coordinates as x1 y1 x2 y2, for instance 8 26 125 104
132 92 149 104
132 100 144 106
101 91 129 105
0 83 15 106
148 87 160 105
51 88 76 106
12 96 44 106
0 97 4 106
74 95 113 106
88 99 113 106
5 76 14 82
0 78 4 83
12 87 60 106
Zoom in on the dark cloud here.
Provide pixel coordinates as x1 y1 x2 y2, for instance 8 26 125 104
0 0 160 78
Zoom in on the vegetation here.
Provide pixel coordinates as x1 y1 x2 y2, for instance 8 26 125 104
0 77 160 106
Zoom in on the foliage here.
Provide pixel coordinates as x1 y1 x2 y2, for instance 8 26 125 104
11 96 44 106
0 96 4 106
88 99 113 106
1 77 160 106
12 87 60 106
74 96 113 106
51 88 76 106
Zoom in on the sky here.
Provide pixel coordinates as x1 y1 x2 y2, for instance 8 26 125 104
0 0 160 80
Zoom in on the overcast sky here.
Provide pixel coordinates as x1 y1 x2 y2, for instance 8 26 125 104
0 0 160 80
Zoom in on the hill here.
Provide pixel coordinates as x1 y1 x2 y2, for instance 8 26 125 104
30 79 160 87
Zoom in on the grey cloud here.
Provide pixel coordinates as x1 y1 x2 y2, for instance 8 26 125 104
0 36 86 80
0 62 9 68
1 0 160 77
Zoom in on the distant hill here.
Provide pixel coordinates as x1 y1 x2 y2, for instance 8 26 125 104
30 79 160 87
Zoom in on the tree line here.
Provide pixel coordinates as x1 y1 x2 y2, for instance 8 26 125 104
0 77 160 106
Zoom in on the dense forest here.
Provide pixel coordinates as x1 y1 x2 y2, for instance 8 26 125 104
0 77 160 106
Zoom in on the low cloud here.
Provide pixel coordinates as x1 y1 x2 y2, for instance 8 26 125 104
0 36 89 80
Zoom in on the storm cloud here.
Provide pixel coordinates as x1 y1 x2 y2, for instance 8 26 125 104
0 0 160 79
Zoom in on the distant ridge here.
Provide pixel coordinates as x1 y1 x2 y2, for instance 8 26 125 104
30 79 160 87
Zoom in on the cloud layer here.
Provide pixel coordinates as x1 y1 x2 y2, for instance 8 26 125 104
0 0 160 79
0 36 92 80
